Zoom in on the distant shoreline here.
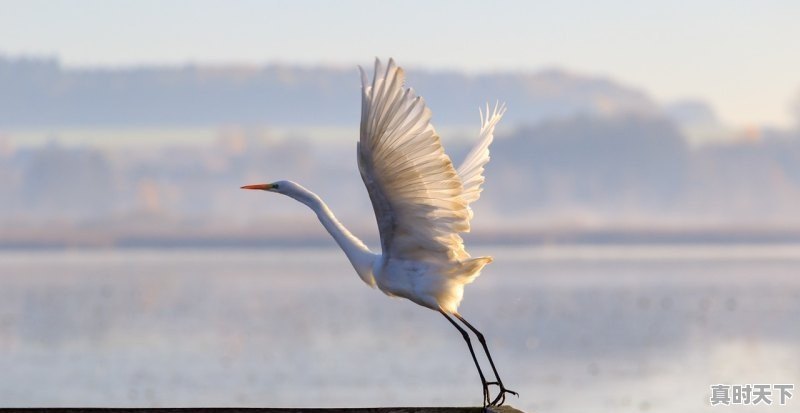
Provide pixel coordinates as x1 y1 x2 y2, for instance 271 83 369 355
3 227 800 250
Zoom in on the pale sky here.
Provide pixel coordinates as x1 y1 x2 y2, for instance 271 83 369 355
1 0 799 128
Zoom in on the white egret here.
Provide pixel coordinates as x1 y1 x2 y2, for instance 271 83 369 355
242 58 515 406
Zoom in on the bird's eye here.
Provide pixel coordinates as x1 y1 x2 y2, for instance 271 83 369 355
272 184 280 190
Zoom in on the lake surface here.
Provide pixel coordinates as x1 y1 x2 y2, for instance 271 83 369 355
1 245 799 412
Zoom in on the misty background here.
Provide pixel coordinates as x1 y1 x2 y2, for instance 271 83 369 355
2 2 800 413
1 55 800 247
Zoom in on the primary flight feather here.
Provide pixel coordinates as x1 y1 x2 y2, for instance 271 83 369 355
242 58 514 407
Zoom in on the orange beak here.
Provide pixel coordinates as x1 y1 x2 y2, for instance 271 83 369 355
240 183 274 190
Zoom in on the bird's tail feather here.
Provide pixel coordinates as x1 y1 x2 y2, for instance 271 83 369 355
460 256 493 283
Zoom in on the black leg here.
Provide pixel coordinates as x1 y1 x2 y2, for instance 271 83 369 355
440 309 490 407
454 312 518 406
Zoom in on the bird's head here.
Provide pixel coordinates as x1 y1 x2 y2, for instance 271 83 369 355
240 180 316 204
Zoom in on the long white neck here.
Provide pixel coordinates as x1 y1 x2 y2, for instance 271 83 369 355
290 187 377 287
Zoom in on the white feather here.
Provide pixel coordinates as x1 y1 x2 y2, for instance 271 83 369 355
457 102 507 220
358 58 470 261
356 58 503 312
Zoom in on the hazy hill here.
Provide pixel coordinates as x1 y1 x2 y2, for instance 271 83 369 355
486 116 689 217
2 55 800 247
0 56 658 128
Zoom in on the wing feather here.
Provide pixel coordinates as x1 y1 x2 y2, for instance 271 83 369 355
457 102 507 220
358 58 471 261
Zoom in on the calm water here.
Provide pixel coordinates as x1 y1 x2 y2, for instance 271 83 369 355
1 245 799 412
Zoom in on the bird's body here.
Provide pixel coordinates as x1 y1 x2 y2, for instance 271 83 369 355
356 58 503 313
243 58 514 406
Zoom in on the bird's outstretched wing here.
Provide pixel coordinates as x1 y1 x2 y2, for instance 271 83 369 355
358 58 470 261
457 102 506 220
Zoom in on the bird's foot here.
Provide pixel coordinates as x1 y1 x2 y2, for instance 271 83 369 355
487 383 519 407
